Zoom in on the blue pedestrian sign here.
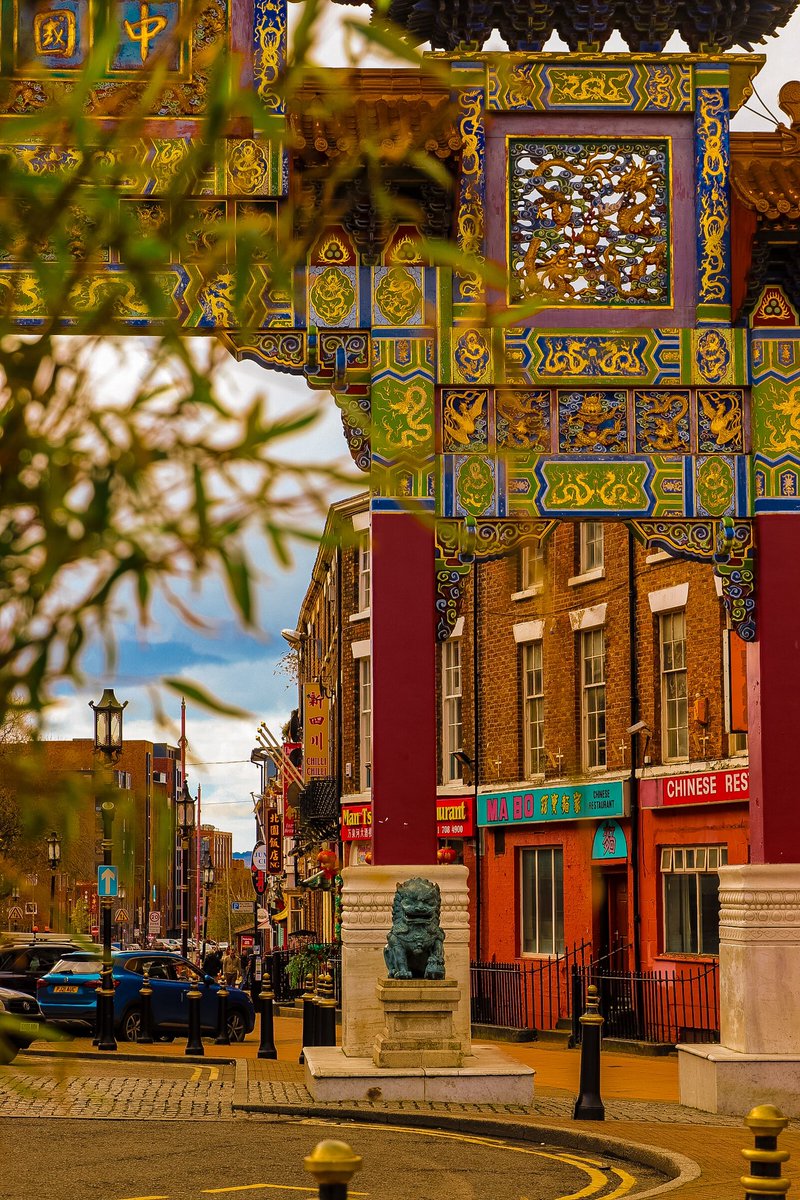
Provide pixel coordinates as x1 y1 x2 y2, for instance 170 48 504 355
97 865 119 898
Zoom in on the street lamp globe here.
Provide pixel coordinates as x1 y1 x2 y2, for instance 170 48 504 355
46 831 61 869
177 781 196 831
90 688 128 760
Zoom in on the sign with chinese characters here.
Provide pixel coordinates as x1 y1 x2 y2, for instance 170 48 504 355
645 767 749 809
251 841 267 895
477 780 628 827
591 820 628 861
303 683 330 780
341 802 372 842
341 795 476 841
267 809 283 875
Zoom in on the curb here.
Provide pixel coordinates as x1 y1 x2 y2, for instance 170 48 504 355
233 1092 700 1200
22 1048 233 1067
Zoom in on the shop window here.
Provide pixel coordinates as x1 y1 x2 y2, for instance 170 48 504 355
357 533 371 613
660 610 688 761
729 730 748 756
579 522 604 573
358 656 371 791
441 638 463 783
520 846 564 955
581 628 606 769
520 543 544 592
523 640 545 776
661 844 728 955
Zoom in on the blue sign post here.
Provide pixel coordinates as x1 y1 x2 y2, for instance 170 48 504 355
97 865 119 898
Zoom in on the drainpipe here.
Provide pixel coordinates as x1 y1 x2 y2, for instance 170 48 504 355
627 528 643 980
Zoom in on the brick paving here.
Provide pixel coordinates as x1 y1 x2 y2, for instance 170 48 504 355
13 1018 800 1198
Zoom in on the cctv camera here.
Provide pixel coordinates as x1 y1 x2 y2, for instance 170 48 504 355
626 720 650 735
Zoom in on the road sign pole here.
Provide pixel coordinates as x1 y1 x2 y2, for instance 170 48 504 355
97 801 117 1053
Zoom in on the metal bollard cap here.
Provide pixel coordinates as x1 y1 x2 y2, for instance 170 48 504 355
304 1140 363 1185
745 1106 789 1136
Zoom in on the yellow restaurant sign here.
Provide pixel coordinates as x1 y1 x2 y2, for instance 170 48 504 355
303 682 330 780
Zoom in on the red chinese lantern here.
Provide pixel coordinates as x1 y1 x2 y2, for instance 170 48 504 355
364 851 373 864
437 845 457 864
317 848 338 879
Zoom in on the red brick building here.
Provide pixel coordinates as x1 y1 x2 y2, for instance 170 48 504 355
292 499 748 1018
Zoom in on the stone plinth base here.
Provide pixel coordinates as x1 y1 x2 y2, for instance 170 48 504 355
678 1044 800 1117
305 1044 535 1105
374 977 462 1068
341 865 471 1058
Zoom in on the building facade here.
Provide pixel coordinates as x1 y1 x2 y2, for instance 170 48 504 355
290 498 750 1013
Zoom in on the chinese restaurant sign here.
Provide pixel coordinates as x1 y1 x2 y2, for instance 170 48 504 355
267 809 283 875
477 781 627 827
303 683 330 780
591 820 628 861
643 767 749 808
341 795 475 841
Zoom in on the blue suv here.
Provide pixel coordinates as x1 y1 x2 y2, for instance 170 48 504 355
37 951 256 1042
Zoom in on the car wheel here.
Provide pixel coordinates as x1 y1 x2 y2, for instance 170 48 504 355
226 1009 247 1043
119 1007 142 1042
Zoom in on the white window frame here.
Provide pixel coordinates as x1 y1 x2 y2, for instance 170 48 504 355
357 533 371 614
441 638 463 783
580 521 604 573
581 628 606 770
523 641 545 777
358 656 372 791
661 844 728 955
520 543 544 592
520 846 564 956
660 610 689 762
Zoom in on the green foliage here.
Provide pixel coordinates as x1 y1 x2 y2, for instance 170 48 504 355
0 0 455 728
286 943 329 991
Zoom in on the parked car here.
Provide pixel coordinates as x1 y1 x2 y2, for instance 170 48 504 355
0 985 51 1064
37 951 256 1042
0 937 95 996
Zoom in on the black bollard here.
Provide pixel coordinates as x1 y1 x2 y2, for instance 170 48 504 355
258 977 277 1060
300 972 316 1065
138 966 154 1044
185 976 205 1056
573 983 604 1121
214 980 230 1045
315 970 337 1048
742 1105 791 1200
304 1140 362 1200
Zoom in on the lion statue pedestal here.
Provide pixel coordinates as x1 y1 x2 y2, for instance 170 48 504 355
373 977 463 1069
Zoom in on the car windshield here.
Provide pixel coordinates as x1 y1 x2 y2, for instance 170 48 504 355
52 958 100 974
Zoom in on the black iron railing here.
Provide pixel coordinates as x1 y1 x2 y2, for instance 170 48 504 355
470 939 593 1032
571 959 720 1045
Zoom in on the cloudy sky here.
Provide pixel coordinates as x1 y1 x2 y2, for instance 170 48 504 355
44 3 800 849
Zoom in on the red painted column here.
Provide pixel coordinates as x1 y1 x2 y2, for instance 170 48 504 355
748 514 800 863
370 510 438 865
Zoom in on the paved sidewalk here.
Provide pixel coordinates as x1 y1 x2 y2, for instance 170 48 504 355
19 1017 800 1199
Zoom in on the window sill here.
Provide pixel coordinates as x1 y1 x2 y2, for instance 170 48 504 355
568 567 605 587
646 551 672 564
511 585 543 601
349 609 370 623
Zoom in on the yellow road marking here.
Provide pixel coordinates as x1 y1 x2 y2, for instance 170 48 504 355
190 1068 202 1082
299 1118 630 1200
201 1187 366 1195
119 1195 170 1199
208 1066 220 1081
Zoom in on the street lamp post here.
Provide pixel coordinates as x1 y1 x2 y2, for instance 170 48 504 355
201 853 215 963
46 831 61 932
176 782 196 960
90 687 127 1054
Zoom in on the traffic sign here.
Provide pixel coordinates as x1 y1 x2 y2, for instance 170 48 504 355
24 901 37 915
231 901 242 912
148 911 161 931
114 909 129 923
7 905 22 920
97 866 119 898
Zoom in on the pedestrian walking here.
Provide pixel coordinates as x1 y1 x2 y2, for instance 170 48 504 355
202 945 223 978
222 945 240 987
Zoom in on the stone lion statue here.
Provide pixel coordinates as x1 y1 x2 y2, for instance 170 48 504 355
383 877 446 980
